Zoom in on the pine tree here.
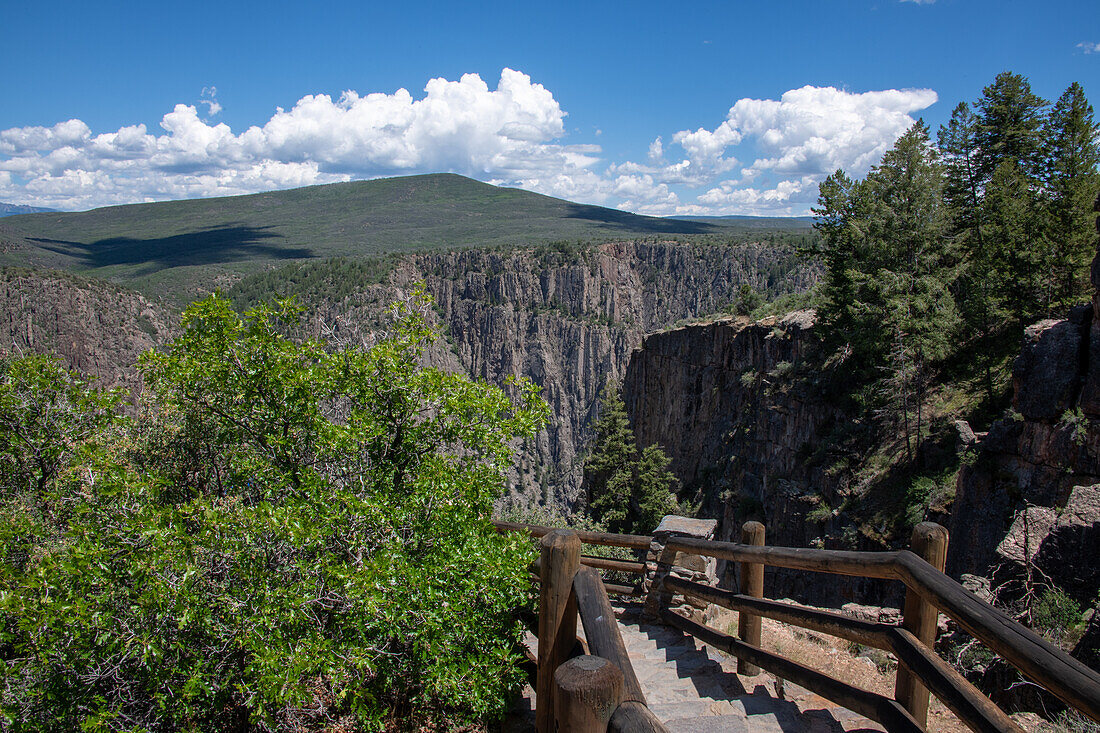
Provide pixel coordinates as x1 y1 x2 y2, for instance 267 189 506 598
984 159 1045 320
632 445 679 534
863 121 959 457
811 170 873 368
584 385 636 531
938 101 1006 400
939 102 985 246
584 384 679 535
975 71 1049 185
1043 82 1100 308
972 72 1049 321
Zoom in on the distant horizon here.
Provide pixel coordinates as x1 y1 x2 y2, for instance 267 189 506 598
0 172 817 221
2 0 1096 216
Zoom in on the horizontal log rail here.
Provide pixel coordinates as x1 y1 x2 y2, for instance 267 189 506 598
602 581 645 598
664 576 1023 733
502 519 1099 731
580 554 647 575
664 575 891 651
662 608 926 733
663 535 1100 723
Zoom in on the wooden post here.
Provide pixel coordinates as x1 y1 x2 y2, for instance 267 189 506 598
537 529 581 733
895 522 949 728
553 655 624 732
737 520 765 675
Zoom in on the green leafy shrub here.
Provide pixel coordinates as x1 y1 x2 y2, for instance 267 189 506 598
1032 587 1083 639
1 292 547 731
1059 407 1089 446
806 501 833 524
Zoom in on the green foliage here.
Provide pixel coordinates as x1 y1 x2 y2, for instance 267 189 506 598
584 385 679 535
229 256 400 310
811 122 959 458
806 501 833 524
726 283 764 316
1 292 549 731
0 354 123 499
974 71 1049 184
983 158 1045 320
1031 587 1083 640
1059 407 1090 446
1044 82 1100 310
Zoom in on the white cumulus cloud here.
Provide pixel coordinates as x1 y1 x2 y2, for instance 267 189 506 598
0 72 938 216
609 84 937 215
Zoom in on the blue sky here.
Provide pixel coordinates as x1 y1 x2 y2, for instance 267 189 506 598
1 0 1097 215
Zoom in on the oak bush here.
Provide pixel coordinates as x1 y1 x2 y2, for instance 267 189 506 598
1 292 547 731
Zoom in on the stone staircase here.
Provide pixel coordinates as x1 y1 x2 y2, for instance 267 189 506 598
506 603 884 732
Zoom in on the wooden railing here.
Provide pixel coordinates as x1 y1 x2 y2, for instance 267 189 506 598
495 519 1100 733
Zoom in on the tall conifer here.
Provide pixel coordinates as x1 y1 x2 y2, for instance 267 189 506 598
1043 82 1100 307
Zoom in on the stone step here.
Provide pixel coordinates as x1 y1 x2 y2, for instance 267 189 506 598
664 714 751 733
515 604 886 733
648 698 742 721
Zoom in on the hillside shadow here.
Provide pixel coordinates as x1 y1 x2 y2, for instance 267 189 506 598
563 203 720 235
30 224 311 273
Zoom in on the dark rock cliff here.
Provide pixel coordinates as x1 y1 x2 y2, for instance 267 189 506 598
620 311 897 606
417 241 815 507
0 240 815 510
0 268 173 393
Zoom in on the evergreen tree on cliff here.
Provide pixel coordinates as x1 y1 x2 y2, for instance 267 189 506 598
974 72 1050 317
940 101 1005 399
866 121 959 457
584 384 678 535
1043 82 1100 308
975 71 1049 184
812 122 957 455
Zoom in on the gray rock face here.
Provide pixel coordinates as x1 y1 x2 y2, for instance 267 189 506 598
950 197 1100 628
995 506 1058 565
0 269 173 394
620 314 891 606
2 240 814 513
1011 307 1090 422
1034 484 1100 601
418 241 815 508
949 305 1100 603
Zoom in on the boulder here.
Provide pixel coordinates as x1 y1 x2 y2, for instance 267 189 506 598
1012 308 1089 423
1035 484 1100 602
996 506 1057 565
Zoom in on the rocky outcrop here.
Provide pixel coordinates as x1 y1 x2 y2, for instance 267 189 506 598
620 312 892 605
0 241 814 511
946 194 1100 683
417 241 815 507
948 199 1100 613
0 268 173 393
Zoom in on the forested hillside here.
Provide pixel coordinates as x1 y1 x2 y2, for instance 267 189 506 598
0 173 809 304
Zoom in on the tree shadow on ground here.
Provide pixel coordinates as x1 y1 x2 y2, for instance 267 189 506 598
30 224 312 274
